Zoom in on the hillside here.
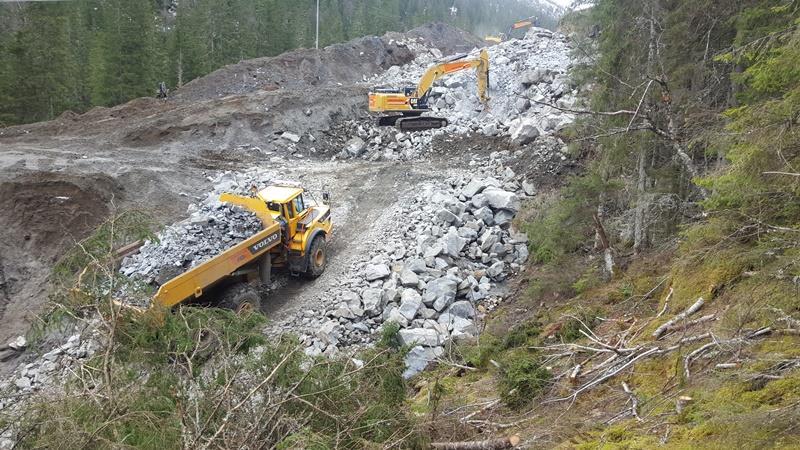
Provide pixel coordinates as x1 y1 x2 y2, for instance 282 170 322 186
0 0 560 126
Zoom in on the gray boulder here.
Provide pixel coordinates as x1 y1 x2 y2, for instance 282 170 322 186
493 210 515 227
423 244 443 259
399 268 419 287
487 261 505 279
423 278 458 312
406 258 427 273
398 289 423 320
461 179 488 198
281 132 302 143
446 301 476 319
443 228 468 257
361 288 385 316
482 188 520 212
437 209 462 226
473 206 494 224
403 346 444 379
385 307 410 328
364 263 390 281
398 328 442 347
509 117 540 145
479 230 500 252
345 137 366 157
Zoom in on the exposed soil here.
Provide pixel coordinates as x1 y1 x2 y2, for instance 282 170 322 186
0 173 118 342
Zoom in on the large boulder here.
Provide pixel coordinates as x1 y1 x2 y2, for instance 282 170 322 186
437 209 461 225
406 258 427 274
479 230 500 252
364 263 390 281
398 289 423 320
384 307 409 328
482 188 520 212
461 179 488 198
316 320 340 346
446 301 476 319
493 210 515 227
423 278 458 312
473 206 494 224
520 68 551 86
487 261 505 279
399 268 419 287
443 228 468 257
398 328 442 347
509 117 540 145
345 137 366 157
403 346 444 379
423 243 443 259
361 288 385 316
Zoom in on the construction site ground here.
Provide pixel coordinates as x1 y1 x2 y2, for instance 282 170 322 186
0 23 575 381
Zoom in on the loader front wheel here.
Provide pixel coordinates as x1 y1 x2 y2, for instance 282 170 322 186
305 236 327 279
219 283 262 315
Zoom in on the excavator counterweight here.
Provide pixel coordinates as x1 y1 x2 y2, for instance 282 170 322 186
368 49 489 132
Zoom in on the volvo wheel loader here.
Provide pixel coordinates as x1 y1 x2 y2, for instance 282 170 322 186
368 49 489 132
135 185 332 314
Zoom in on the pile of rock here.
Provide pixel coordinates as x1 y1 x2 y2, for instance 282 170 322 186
119 168 280 304
270 151 533 378
337 27 577 161
0 329 102 448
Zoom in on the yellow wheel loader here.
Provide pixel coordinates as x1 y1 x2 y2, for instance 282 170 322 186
143 185 332 313
368 49 489 132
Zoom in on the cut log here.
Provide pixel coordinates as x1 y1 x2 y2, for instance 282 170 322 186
431 435 521 450
653 297 704 339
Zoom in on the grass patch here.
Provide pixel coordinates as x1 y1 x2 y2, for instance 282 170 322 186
497 349 550 409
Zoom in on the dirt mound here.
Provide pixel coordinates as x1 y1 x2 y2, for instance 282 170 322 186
0 173 122 343
172 22 483 103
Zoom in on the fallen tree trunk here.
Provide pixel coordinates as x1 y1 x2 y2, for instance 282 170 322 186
431 435 521 450
653 298 705 339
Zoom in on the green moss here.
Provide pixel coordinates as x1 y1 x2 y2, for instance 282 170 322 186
572 423 660 449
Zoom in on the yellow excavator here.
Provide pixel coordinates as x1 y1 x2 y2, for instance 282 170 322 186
484 16 538 44
368 49 489 131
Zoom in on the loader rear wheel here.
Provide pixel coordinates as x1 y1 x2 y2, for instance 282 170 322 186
305 236 327 279
219 283 262 314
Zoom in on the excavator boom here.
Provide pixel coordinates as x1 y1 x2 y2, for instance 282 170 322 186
368 49 489 132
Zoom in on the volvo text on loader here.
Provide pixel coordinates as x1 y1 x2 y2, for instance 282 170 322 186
128 185 332 314
368 49 489 132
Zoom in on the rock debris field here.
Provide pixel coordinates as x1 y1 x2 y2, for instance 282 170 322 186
0 23 578 427
332 27 575 162
269 150 536 378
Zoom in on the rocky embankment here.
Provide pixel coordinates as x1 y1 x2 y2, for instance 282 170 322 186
331 27 575 162
270 151 536 378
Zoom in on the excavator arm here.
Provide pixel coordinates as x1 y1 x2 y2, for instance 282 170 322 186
414 49 489 105
368 49 489 131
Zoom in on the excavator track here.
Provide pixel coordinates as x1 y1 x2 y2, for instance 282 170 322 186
395 116 449 131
